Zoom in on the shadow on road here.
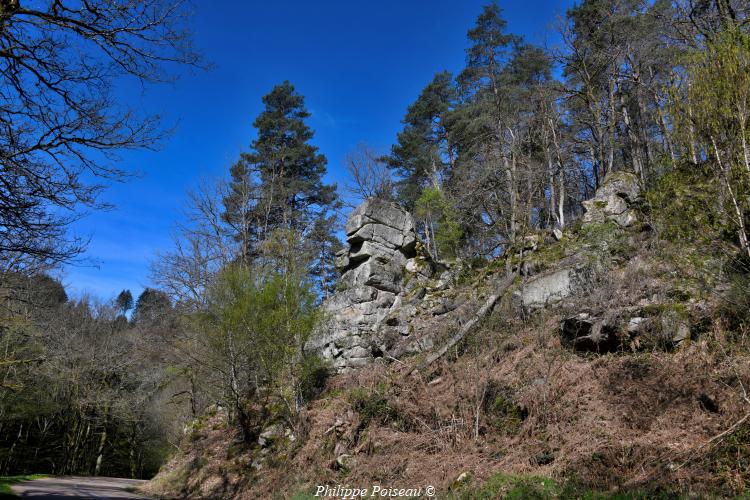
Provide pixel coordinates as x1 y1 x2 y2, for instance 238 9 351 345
12 476 147 499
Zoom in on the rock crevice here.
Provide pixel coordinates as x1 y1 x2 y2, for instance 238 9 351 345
308 199 425 371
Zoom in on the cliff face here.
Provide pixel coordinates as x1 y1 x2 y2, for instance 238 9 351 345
310 172 650 371
307 199 419 370
308 198 450 371
148 173 750 499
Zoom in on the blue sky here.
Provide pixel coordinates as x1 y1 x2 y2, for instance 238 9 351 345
62 0 574 300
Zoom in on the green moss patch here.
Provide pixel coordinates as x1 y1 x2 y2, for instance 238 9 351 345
0 475 47 497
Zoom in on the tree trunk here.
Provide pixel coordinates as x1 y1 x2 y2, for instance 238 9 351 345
94 406 109 476
712 135 750 256
653 91 676 167
94 427 107 476
619 90 643 181
414 271 518 372
687 86 699 164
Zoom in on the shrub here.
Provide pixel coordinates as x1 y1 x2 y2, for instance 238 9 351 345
348 387 399 428
297 354 331 403
483 381 525 435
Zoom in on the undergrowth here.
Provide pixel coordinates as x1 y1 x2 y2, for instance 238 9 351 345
0 475 46 497
446 473 689 499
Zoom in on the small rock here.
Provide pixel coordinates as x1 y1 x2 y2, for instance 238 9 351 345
258 423 284 448
453 472 472 487
582 171 641 228
660 311 691 345
335 454 352 470
522 234 540 252
627 317 647 333
431 299 457 316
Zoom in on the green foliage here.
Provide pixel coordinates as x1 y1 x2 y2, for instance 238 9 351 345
348 387 399 428
0 475 46 496
388 72 457 208
132 288 172 324
483 381 524 434
222 82 340 290
647 164 725 245
200 260 319 396
227 81 338 239
705 422 750 493
577 221 622 246
448 473 561 500
668 27 750 256
446 472 686 500
296 354 331 404
196 251 321 438
414 187 463 260
459 2 519 89
289 487 318 500
717 264 750 337
684 28 750 155
115 289 133 315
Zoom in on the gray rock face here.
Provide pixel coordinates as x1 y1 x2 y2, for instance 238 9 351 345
514 174 639 311
659 310 691 345
582 171 642 227
516 268 573 309
307 199 419 371
514 260 601 311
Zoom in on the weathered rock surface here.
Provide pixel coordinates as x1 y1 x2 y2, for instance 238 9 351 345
660 311 691 345
582 171 642 227
307 199 426 371
516 268 573 310
514 172 642 311
514 261 601 311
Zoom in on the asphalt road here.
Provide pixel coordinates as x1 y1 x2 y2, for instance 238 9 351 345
11 477 148 499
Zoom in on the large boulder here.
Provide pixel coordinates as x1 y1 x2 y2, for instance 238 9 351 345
513 259 601 311
307 199 420 371
515 268 574 310
582 171 642 227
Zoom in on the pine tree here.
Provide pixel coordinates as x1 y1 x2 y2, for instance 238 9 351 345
132 288 172 325
388 71 457 208
115 290 134 316
458 2 519 97
222 82 340 290
242 81 337 236
222 160 261 264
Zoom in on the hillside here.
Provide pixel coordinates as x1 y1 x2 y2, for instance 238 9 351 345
3 1 750 498
144 173 750 499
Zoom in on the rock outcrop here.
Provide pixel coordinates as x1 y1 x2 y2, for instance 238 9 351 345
514 257 603 312
308 199 423 371
582 171 642 227
515 171 642 311
516 267 578 310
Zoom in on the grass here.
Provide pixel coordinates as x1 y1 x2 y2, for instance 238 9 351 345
0 475 47 498
445 473 687 500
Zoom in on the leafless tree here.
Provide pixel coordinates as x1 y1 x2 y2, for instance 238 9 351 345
150 179 235 310
0 0 200 274
344 143 394 204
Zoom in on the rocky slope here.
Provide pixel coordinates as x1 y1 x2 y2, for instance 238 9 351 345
145 172 750 499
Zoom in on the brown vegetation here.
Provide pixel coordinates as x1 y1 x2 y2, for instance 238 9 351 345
146 230 750 498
